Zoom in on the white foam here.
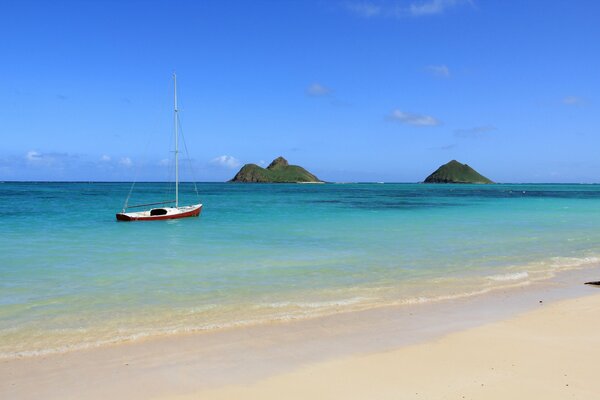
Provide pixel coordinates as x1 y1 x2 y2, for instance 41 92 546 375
397 280 533 306
549 256 600 269
487 271 529 282
257 297 368 309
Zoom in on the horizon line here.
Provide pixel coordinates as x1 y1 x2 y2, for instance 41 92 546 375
2 180 600 185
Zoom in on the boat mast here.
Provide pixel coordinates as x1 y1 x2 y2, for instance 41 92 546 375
174 72 179 208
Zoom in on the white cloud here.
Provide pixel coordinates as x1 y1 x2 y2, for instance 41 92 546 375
25 150 71 166
454 125 496 138
210 155 241 169
389 109 441 126
410 0 470 16
426 64 450 78
346 2 382 17
26 150 42 162
100 154 111 162
346 0 471 18
158 158 169 166
307 83 332 97
563 96 584 105
119 157 133 167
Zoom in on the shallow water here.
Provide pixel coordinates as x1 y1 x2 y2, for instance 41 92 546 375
2 182 600 358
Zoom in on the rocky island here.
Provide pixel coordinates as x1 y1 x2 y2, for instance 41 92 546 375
229 157 322 183
424 160 493 184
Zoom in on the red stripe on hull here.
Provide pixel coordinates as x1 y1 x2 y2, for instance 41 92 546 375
116 205 202 221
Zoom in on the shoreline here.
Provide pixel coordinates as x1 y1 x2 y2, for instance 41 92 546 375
3 256 597 361
1 266 599 399
191 291 600 400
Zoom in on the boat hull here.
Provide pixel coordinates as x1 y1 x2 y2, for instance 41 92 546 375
116 204 202 221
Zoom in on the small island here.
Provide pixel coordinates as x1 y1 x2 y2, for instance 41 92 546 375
424 160 493 184
229 156 322 183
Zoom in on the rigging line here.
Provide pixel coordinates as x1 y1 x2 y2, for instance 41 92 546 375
163 127 176 201
168 158 175 199
122 109 163 211
162 156 174 202
122 140 151 212
123 180 136 212
177 113 200 201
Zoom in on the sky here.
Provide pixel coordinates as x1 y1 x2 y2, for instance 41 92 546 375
1 0 599 182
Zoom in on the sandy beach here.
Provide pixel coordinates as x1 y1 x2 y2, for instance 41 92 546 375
2 269 599 400
188 292 600 400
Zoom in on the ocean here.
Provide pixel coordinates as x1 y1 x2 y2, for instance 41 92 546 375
1 182 600 358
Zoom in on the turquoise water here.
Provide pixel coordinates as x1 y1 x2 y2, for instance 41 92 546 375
2 182 600 358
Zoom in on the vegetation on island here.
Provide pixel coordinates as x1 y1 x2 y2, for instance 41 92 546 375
229 156 322 183
424 160 493 184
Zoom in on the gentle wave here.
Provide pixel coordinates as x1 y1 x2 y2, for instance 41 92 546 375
256 297 369 309
0 278 547 360
2 254 600 361
548 256 600 269
487 271 530 282
396 281 532 306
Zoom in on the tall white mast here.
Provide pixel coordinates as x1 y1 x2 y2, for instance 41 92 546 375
174 72 179 208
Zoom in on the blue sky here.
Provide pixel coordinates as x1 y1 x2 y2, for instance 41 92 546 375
1 0 598 182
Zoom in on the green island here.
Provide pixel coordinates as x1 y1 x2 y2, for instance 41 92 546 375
229 156 322 183
424 160 493 184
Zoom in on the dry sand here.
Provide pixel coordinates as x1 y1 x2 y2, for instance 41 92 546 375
174 293 600 400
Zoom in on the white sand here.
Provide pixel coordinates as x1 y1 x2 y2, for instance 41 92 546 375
175 293 600 400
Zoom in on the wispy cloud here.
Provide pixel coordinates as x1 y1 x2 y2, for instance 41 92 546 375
346 2 382 17
26 150 43 163
409 0 471 16
454 125 496 138
119 157 133 167
346 0 472 18
388 109 441 126
430 143 457 150
210 155 241 169
25 150 74 166
425 64 450 78
306 83 351 107
6 152 217 181
307 83 332 97
440 143 457 150
562 95 584 106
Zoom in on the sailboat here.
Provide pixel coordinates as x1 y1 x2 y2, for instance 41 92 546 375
116 74 202 221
